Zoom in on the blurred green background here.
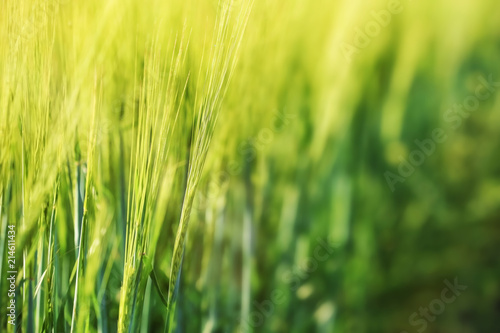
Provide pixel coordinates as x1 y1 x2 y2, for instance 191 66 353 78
1 0 500 332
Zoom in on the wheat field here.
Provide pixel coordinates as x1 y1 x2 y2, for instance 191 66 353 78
1 0 500 332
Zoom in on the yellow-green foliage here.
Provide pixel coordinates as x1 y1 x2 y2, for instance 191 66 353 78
1 0 500 332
